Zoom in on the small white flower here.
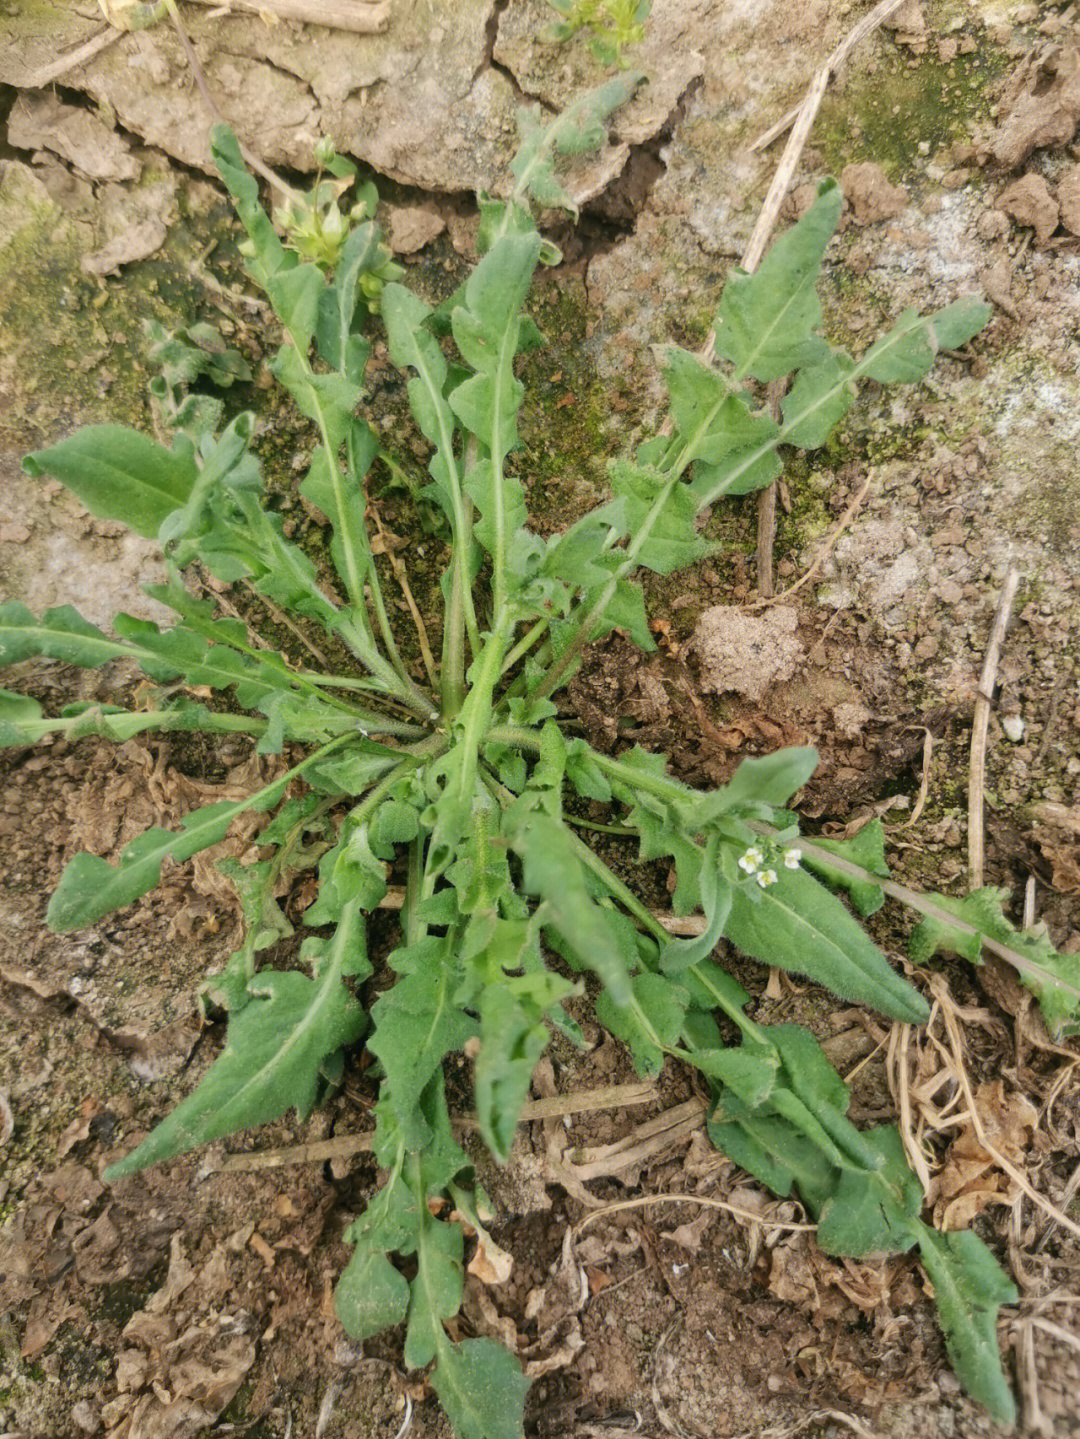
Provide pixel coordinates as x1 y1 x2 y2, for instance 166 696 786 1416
783 848 802 870
738 846 765 874
756 868 778 888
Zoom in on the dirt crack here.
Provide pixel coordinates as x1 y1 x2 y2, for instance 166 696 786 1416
481 0 553 109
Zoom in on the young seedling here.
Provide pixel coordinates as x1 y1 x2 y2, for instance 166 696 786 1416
7 78 1078 1436
544 0 652 68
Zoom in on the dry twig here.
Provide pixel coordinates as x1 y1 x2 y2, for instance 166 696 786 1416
211 1082 658 1173
754 378 788 597
736 0 907 595
1029 1314 1080 1359
749 0 910 153
367 502 438 687
1017 1317 1044 1434
891 1020 933 1192
1023 874 1037 930
183 0 389 34
745 471 873 609
969 565 1020 888
573 1192 815 1239
24 26 122 88
241 579 333 670
900 728 934 829
933 981 1080 1241
567 1097 707 1181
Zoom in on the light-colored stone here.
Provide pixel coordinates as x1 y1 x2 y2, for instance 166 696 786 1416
690 606 804 701
8 92 140 182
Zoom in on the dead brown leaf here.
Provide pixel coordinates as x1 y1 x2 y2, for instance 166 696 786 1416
931 1080 1037 1230
467 1233 514 1287
20 1305 62 1360
768 1234 913 1325
55 1098 103 1159
660 1206 714 1253
584 1264 611 1295
1032 805 1080 894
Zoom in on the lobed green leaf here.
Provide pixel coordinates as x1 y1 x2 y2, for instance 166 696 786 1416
105 900 369 1179
917 1228 1018 1425
712 179 842 382
802 818 889 916
910 886 1080 1036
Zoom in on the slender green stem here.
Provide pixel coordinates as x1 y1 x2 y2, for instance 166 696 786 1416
263 344 436 723
680 958 769 1045
289 345 369 617
588 747 691 805
562 824 667 944
3 706 267 747
441 430 479 719
346 429 413 692
499 617 549 678
526 471 680 706
404 834 426 945
565 815 635 837
441 556 467 719
445 617 513 819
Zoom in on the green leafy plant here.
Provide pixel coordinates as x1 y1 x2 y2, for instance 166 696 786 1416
544 0 651 68
9 81 1077 1436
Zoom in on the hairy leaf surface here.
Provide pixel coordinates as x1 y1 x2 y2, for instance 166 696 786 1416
917 1228 1018 1425
432 1338 531 1439
910 886 1080 1035
23 427 196 538
105 900 369 1179
712 180 842 381
725 868 929 1023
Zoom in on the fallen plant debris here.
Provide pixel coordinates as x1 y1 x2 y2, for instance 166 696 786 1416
6 72 1080 1437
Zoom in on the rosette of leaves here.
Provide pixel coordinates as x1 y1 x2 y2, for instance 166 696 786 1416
4 81 1058 1437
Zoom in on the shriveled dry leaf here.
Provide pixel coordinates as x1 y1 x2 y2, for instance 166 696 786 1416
768 1234 909 1324
1032 806 1080 894
523 1315 585 1378
584 1264 611 1295
931 1080 1037 1230
661 1206 713 1253
143 1233 196 1315
20 1308 62 1359
56 1099 103 1159
467 1233 513 1287
463 1278 518 1351
73 1206 127 1285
